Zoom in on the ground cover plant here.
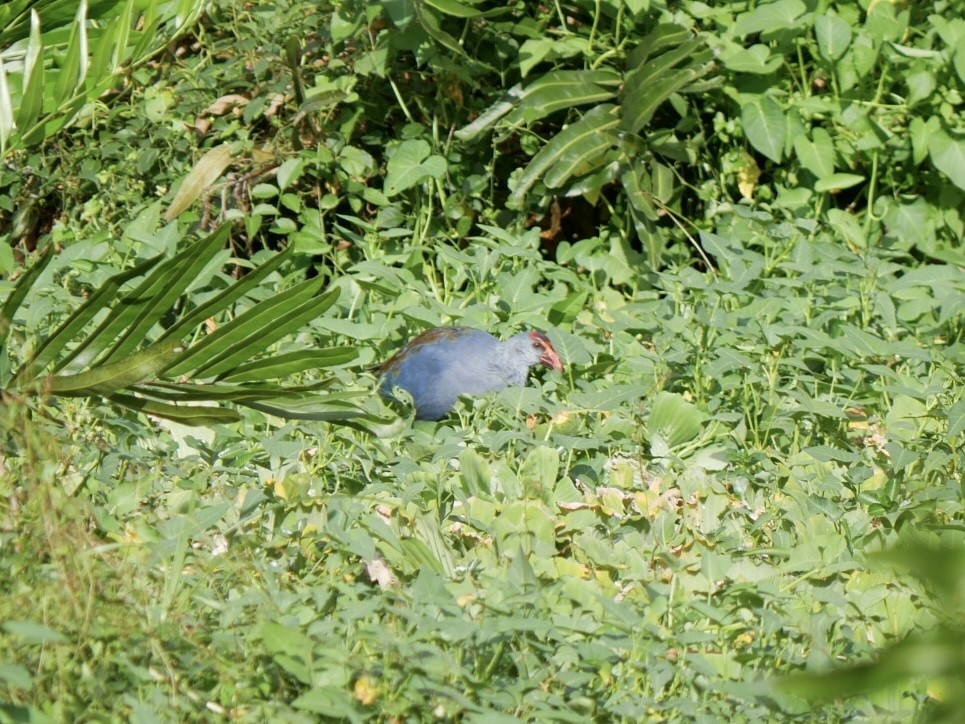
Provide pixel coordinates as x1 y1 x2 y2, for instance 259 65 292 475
1 0 963 720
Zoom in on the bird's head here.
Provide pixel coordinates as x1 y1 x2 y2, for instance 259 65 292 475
526 330 564 372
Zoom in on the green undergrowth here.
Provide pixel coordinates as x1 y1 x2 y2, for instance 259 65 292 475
2 0 965 720
2 211 962 720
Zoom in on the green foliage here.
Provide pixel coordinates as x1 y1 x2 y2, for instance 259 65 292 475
1 0 964 720
1 221 373 425
0 0 206 154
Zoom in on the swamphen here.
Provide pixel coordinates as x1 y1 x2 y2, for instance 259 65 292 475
378 326 564 420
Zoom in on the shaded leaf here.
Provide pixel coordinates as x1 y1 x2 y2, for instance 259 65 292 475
742 96 786 162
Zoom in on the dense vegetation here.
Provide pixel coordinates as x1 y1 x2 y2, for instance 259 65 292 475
1 0 963 719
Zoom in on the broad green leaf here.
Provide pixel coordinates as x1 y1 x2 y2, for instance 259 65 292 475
733 0 808 37
815 14 852 62
49 337 183 396
519 446 560 491
384 139 447 196
108 392 240 425
459 448 492 498
648 391 705 448
719 44 783 74
927 127 965 191
945 399 965 440
2 620 67 645
217 348 358 383
511 104 620 205
793 127 835 178
742 95 786 163
164 144 234 220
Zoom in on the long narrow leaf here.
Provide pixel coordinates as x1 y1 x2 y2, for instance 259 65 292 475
52 0 86 106
102 225 230 363
455 84 525 141
161 280 331 378
242 394 371 422
13 253 163 385
49 336 183 396
109 392 241 425
510 69 622 126
0 58 14 155
158 245 295 344
57 227 227 372
15 11 45 133
510 105 620 205
218 347 358 383
132 381 310 402
192 288 341 379
0 246 54 359
622 56 713 134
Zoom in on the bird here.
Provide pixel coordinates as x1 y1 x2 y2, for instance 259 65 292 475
377 326 564 420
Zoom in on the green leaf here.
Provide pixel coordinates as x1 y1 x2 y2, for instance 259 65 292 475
946 399 965 440
514 70 621 124
815 15 852 62
159 244 294 344
108 392 240 425
242 393 371 422
648 391 705 449
927 127 965 191
217 348 358 383
411 0 466 57
621 32 714 134
14 254 164 384
733 0 808 37
49 337 184 396
511 104 620 205
162 282 335 379
814 173 865 192
52 0 87 106
0 58 13 154
55 226 228 373
15 12 45 133
2 620 67 645
793 127 835 178
742 96 786 163
384 139 447 196
0 245 54 361
101 225 230 364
